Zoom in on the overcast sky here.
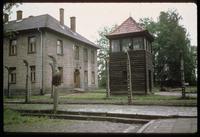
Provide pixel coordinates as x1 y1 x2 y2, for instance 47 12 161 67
9 3 197 46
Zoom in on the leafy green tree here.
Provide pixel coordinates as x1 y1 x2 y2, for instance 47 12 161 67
139 9 196 87
96 25 117 88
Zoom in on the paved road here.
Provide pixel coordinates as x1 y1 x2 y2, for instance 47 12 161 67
58 104 197 117
155 92 197 97
4 103 197 117
138 118 197 133
4 103 197 133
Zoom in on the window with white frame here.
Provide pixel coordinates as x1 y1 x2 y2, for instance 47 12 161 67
28 36 36 53
30 66 36 83
9 39 17 56
91 71 95 84
57 40 63 55
91 50 95 64
84 48 88 62
9 67 16 84
74 45 79 60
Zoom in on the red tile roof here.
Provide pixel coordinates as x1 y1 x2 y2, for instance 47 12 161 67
108 17 145 36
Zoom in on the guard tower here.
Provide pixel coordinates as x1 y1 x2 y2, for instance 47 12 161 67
106 17 154 95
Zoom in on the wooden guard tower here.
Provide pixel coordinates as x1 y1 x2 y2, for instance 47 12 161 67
106 17 154 95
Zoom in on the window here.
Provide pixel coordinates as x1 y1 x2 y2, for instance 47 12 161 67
74 45 79 60
92 71 95 84
30 66 36 83
57 40 63 55
9 39 17 56
58 67 63 83
144 38 147 50
91 50 95 64
28 36 36 53
84 71 88 83
9 67 16 84
121 38 132 52
84 48 88 62
111 40 120 52
133 37 143 50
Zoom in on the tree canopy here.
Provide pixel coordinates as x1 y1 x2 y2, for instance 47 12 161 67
96 25 117 88
96 9 196 89
139 9 196 86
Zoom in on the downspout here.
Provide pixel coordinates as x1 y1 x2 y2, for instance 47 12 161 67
38 28 44 95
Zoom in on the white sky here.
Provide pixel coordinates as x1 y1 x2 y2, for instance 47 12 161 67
9 3 197 46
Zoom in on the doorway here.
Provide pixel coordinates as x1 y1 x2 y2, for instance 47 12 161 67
74 69 80 88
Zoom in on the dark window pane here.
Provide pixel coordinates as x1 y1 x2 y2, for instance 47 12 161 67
111 40 120 52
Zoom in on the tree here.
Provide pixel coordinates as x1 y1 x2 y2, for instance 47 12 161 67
3 3 21 23
96 25 117 88
139 9 196 87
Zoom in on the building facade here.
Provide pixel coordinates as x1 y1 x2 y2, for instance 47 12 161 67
3 9 99 95
106 17 154 95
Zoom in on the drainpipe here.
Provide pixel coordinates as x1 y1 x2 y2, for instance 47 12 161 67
38 28 44 95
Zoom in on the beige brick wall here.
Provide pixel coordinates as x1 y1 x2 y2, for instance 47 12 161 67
3 30 42 94
4 29 98 95
43 30 98 92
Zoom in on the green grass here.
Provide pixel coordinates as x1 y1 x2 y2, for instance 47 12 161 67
3 87 197 106
4 108 49 125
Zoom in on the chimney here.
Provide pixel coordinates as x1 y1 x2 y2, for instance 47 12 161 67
70 16 76 32
4 13 9 23
59 8 64 26
16 10 23 20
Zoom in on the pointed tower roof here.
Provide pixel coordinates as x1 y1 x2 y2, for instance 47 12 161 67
109 17 144 35
106 17 154 41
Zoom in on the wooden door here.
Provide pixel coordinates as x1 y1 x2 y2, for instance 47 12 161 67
74 69 80 88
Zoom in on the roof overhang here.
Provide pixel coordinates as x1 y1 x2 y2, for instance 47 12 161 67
106 30 154 42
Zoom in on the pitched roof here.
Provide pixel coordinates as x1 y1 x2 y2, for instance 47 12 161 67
108 17 144 36
4 14 99 48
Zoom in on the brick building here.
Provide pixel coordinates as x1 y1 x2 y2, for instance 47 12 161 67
3 9 99 95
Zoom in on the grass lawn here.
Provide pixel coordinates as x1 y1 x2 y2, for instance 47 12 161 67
3 108 77 132
4 108 49 125
4 87 197 106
